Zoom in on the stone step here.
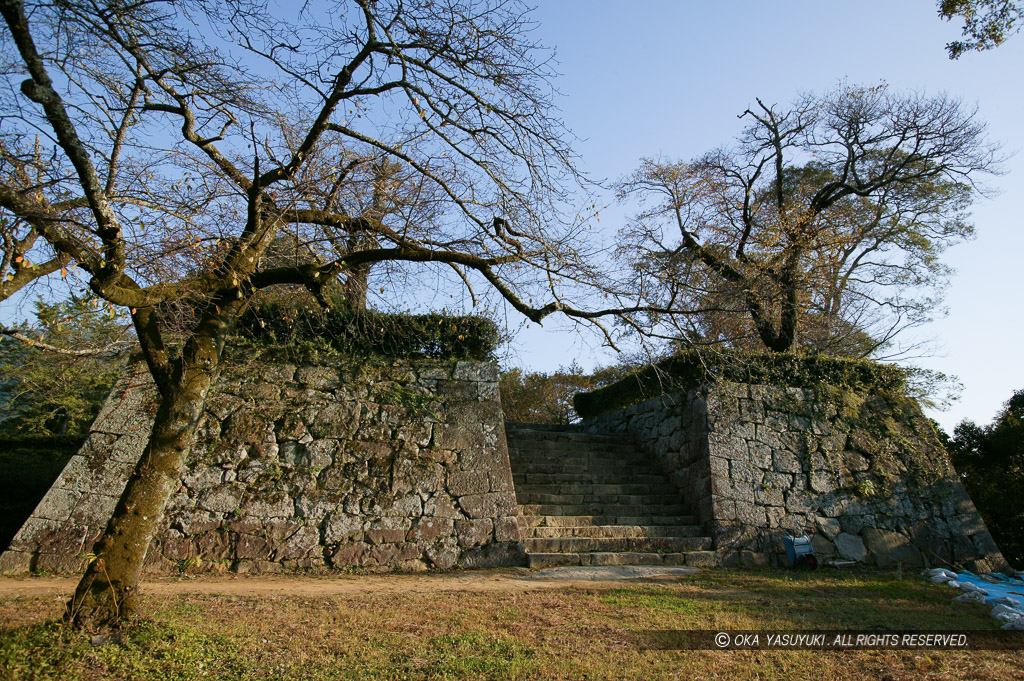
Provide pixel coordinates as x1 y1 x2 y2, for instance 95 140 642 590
509 459 657 471
514 483 679 496
509 439 640 450
506 425 711 567
511 462 661 475
506 429 633 445
508 450 646 463
523 525 705 539
509 439 640 449
520 503 692 517
524 536 711 554
526 551 717 569
516 492 682 506
513 473 669 486
505 422 581 433
522 514 700 528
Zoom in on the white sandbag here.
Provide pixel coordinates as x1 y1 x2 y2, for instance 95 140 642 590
954 591 987 604
923 568 957 579
990 604 1024 621
1002 620 1024 630
989 596 1023 608
925 568 958 583
959 582 989 595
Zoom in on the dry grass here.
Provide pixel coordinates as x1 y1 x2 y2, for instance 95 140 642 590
1 568 1021 680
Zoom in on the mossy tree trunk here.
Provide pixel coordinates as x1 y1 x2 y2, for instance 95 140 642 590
2 0 629 632
66 303 237 630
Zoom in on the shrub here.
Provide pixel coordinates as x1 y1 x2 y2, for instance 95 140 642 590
573 348 908 420
235 296 501 361
947 389 1024 566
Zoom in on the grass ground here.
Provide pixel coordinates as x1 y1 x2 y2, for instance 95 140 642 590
1 567 1021 680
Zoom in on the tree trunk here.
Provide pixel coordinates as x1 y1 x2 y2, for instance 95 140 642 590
65 300 237 630
65 362 215 630
340 160 394 312
745 250 802 353
745 288 797 353
341 259 370 311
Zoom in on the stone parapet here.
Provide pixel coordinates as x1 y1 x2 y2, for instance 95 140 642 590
583 381 1010 573
0 359 523 574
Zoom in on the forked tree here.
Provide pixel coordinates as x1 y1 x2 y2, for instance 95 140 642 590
0 0 644 629
615 84 998 357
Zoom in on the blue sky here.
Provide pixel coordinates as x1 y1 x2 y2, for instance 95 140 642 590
502 1 1024 431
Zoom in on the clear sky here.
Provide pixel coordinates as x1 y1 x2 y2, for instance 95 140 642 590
501 1 1024 432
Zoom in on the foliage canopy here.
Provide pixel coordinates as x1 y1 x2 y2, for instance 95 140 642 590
573 348 908 420
939 0 1023 57
615 83 997 358
946 388 1024 565
0 297 129 438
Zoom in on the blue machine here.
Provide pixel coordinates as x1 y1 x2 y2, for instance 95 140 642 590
784 535 818 569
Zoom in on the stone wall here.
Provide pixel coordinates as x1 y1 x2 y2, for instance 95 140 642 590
1 358 524 574
584 381 1011 573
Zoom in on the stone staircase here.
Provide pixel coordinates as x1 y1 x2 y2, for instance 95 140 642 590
505 423 713 568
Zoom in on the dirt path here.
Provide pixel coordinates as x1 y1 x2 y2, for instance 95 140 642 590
0 566 699 599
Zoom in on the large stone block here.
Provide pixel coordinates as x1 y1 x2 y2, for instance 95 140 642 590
814 516 842 540
457 493 515 519
407 518 454 542
383 495 423 518
330 541 368 566
31 487 82 523
426 537 459 569
494 516 521 542
810 534 836 557
447 469 489 496
199 483 245 514
308 403 361 439
423 493 460 518
235 533 274 560
0 551 32 574
773 450 802 474
455 518 493 547
834 533 868 563
861 528 922 568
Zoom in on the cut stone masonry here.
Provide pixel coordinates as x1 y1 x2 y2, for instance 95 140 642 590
0 359 524 574
1 364 1010 575
583 382 1010 572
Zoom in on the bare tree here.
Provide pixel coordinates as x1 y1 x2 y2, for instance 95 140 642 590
615 83 998 357
0 0 644 629
0 138 72 301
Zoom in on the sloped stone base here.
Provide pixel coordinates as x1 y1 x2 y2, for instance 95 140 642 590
1 359 524 574
584 382 1011 573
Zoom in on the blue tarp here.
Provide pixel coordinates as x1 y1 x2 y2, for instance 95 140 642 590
956 571 1024 605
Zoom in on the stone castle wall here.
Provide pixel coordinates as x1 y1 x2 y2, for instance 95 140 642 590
1 358 524 574
584 381 1010 573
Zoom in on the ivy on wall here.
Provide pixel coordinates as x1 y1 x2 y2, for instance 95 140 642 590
573 349 908 420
